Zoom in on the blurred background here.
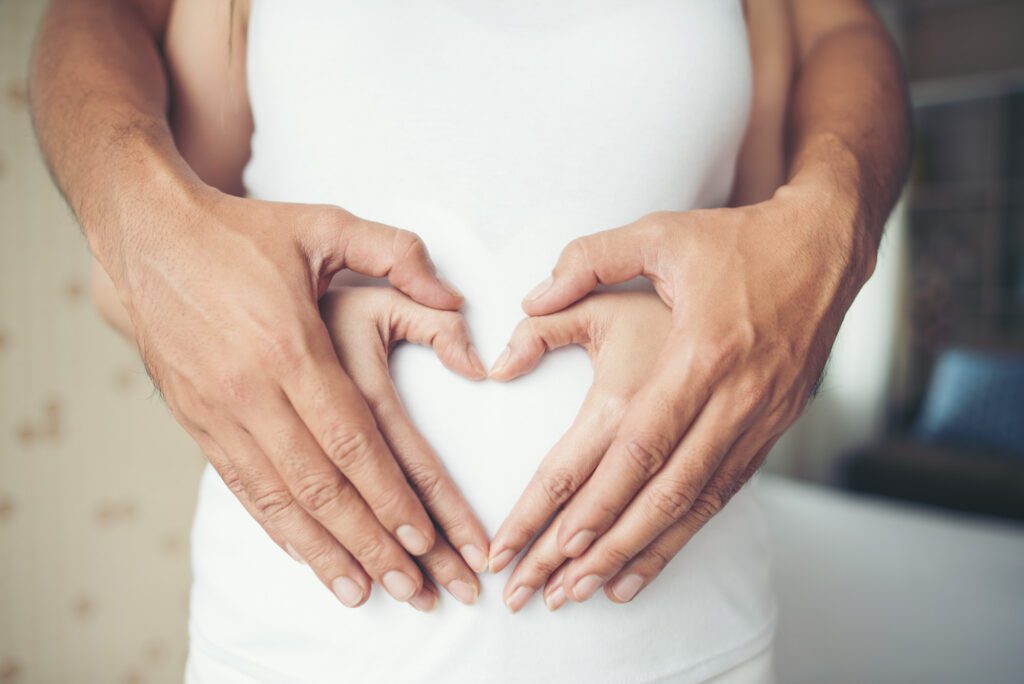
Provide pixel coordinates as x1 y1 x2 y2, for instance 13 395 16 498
1 0 1022 682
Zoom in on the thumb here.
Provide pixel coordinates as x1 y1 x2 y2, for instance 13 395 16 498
489 306 590 382
522 222 652 317
311 208 464 310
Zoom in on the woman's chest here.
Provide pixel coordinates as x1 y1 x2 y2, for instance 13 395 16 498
244 0 752 240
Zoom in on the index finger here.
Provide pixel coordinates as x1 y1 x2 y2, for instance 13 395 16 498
279 324 439 556
552 328 714 557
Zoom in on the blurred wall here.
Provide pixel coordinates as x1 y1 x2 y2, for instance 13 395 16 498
0 2 205 683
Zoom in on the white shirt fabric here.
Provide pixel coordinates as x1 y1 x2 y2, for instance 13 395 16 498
187 1 777 681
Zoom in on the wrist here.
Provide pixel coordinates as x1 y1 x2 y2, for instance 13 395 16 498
80 118 211 286
771 133 880 290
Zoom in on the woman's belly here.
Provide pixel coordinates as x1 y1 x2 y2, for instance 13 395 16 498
389 223 600 535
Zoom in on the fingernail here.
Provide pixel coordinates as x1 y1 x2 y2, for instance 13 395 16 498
572 574 604 601
610 574 645 603
525 275 553 302
545 584 567 611
382 570 418 601
460 544 488 574
447 580 478 605
438 277 463 299
331 576 364 607
505 585 534 613
467 345 487 378
488 346 512 377
409 589 437 612
396 524 431 555
285 543 306 565
564 529 596 557
489 548 516 573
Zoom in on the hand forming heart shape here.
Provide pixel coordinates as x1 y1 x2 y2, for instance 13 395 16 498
322 275 670 611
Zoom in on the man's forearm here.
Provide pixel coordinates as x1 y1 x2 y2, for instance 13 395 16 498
30 0 197 282
782 0 912 285
91 259 135 340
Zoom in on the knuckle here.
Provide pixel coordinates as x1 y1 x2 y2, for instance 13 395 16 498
590 492 623 522
300 540 336 568
322 427 375 471
645 482 696 523
220 469 248 499
645 542 676 570
217 369 256 407
693 339 743 382
562 236 592 268
363 389 397 423
167 387 208 423
439 516 470 543
719 477 744 505
260 330 305 370
600 545 633 568
403 461 446 505
424 553 459 579
367 483 405 516
441 312 468 337
509 316 534 341
539 468 579 508
395 229 428 262
689 492 724 522
622 434 671 477
352 534 391 569
704 473 747 512
734 376 772 422
593 391 630 422
641 211 673 239
740 455 766 484
528 555 563 578
518 316 543 341
293 473 347 515
320 204 352 227
506 520 539 548
251 486 297 523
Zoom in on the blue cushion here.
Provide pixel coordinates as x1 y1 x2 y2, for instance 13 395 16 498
915 347 1024 455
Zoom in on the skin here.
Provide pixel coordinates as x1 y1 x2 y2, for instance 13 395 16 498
32 0 910 616
488 0 911 609
31 0 491 610
490 292 674 611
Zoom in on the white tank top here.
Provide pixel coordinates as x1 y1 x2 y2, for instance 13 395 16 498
188 1 777 681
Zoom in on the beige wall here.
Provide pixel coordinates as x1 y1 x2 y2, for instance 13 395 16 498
0 2 205 682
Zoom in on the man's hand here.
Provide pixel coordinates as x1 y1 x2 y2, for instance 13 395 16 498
125 188 488 608
320 286 490 609
488 183 874 606
30 0 495 611
486 0 910 607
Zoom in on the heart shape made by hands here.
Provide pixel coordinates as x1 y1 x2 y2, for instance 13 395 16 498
386 218 595 537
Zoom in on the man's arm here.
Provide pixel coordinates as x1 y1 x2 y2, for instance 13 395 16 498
784 0 911 268
31 0 188 278
31 0 491 607
489 0 911 606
